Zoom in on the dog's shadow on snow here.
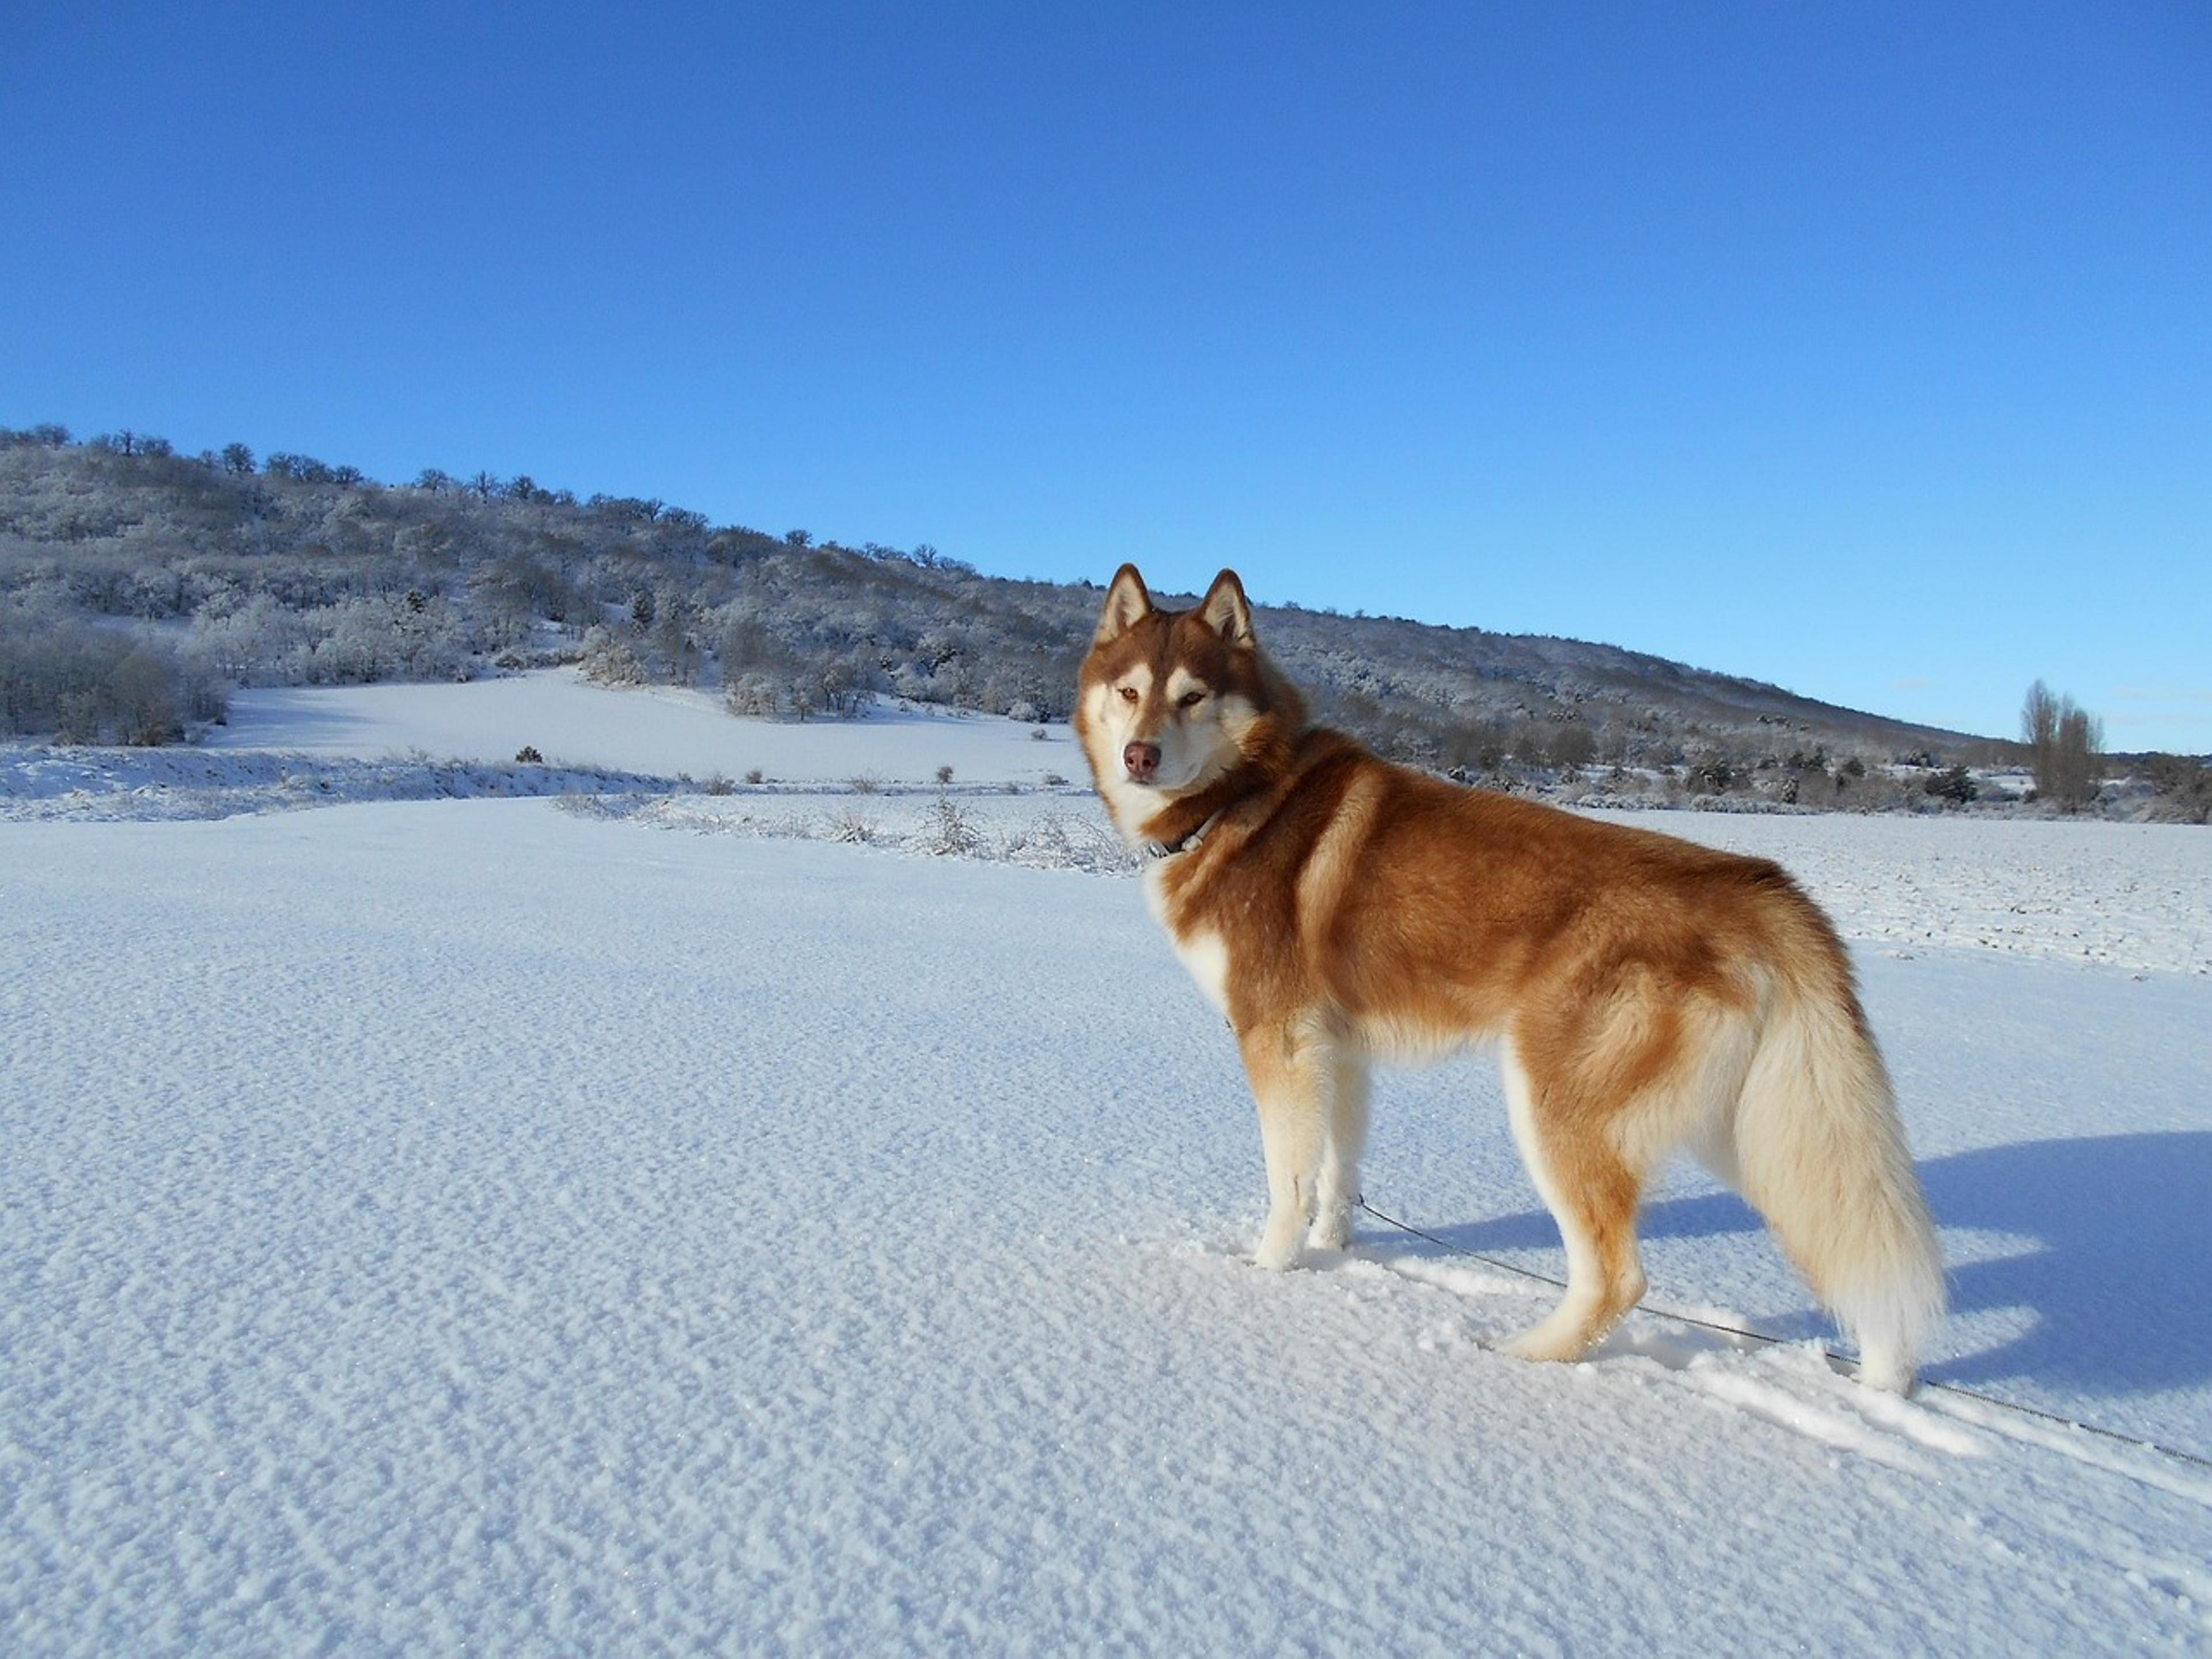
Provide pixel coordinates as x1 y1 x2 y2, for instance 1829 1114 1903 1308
1416 1132 2212 1398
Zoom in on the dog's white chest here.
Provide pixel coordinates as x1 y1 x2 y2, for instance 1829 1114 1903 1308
1169 929 1232 1018
1144 862 1232 1018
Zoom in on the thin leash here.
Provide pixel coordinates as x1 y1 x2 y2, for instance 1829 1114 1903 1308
1354 1196 2212 1476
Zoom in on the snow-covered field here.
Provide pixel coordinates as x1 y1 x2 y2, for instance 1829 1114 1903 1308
204 673 1086 787
4 674 2209 1654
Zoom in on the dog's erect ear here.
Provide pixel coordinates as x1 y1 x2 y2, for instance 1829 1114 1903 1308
1093 563 1154 644
1198 569 1255 647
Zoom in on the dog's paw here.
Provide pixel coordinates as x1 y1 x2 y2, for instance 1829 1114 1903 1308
1501 1316 1592 1365
1854 1343 1915 1395
1252 1226 1304 1271
1307 1209 1352 1252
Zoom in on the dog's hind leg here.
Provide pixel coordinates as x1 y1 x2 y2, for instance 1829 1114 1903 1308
1497 1036 1647 1363
1240 1022 1332 1270
1309 1052 1370 1251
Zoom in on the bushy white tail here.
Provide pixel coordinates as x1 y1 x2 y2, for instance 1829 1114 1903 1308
1729 974 1945 1392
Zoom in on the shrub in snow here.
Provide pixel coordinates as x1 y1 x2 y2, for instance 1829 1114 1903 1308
925 797 979 856
1922 765 1979 805
579 626 648 687
1685 751 1737 794
2138 754 2211 823
725 674 781 718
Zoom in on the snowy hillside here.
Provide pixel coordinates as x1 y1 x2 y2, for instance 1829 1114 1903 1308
1 433 1993 772
3 677 2209 1653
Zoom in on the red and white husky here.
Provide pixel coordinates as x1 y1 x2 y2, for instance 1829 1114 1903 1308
1076 566 1944 1391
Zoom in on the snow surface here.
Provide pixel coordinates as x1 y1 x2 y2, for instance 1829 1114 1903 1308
4 677 2210 1654
207 672 1085 787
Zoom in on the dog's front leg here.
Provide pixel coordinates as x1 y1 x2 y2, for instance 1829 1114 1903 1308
1239 1025 1328 1270
1309 1052 1370 1252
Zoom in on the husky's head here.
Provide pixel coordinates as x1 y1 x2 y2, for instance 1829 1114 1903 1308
1075 565 1302 840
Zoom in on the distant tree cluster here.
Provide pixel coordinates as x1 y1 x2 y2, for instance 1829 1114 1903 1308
264 452 366 487
2020 680 2104 812
2135 753 2211 823
88 430 175 457
0 609 224 743
1 424 75 449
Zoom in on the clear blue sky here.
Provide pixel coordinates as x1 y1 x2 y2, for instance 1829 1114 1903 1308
5 2 2206 751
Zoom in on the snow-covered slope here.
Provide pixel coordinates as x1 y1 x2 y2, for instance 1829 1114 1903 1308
205 672 1085 786
3 677 2208 1654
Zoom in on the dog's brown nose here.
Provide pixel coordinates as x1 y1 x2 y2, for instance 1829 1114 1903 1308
1123 741 1161 783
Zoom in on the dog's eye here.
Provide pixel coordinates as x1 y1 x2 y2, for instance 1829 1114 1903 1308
1116 686 1138 704
1178 690 1206 708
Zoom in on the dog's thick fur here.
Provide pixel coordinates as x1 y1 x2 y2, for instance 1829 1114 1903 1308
1076 566 1944 1391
